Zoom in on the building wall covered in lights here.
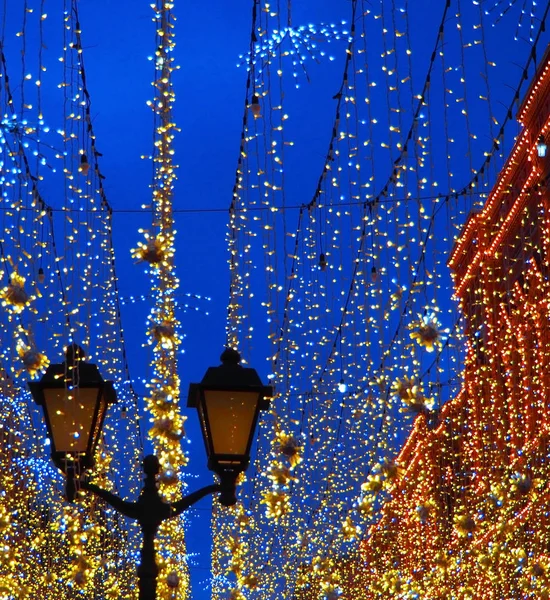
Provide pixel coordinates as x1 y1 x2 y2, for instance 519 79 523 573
337 47 550 599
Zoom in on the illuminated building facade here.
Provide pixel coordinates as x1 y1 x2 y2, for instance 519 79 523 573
348 47 550 599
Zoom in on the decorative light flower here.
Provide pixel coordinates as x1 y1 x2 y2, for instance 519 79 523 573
261 489 290 520
408 311 445 352
379 458 401 481
0 272 33 313
392 376 434 414
240 574 259 590
17 341 49 377
361 473 384 494
132 230 172 267
477 553 492 570
434 552 451 572
341 516 361 541
355 493 375 516
150 321 178 349
510 472 532 495
266 463 295 487
454 513 475 536
166 572 179 588
414 498 436 524
322 586 343 600
488 481 506 507
275 432 303 468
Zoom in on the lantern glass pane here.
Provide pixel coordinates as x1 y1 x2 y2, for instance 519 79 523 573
43 387 100 453
203 390 259 457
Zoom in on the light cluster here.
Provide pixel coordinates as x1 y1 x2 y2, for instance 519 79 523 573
343 42 550 599
137 1 190 597
213 0 550 598
0 1 143 597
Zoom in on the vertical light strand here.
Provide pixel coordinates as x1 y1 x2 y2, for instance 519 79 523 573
135 1 189 598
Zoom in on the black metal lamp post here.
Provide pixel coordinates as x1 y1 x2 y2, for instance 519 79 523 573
28 346 272 600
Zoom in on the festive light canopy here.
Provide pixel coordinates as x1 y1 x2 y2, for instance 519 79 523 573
0 0 549 599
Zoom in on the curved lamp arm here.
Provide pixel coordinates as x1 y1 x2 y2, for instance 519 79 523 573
80 481 140 520
170 484 221 518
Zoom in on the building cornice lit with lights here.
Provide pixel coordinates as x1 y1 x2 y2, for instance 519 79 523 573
317 45 550 599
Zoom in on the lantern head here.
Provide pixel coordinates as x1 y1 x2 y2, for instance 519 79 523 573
28 343 116 475
188 348 272 506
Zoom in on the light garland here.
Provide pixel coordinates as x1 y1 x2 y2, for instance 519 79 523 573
134 1 190 597
0 1 143 596
356 39 550 599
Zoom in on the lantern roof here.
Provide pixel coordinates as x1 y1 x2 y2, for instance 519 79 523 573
187 348 272 409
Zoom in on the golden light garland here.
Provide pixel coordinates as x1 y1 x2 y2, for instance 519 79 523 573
355 41 550 599
0 0 143 596
135 1 190 597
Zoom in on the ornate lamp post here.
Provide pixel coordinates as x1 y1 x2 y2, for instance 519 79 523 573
28 346 272 600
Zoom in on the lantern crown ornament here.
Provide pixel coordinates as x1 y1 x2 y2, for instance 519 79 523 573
28 343 117 479
188 348 273 505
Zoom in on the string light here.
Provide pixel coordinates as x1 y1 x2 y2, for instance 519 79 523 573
213 0 550 598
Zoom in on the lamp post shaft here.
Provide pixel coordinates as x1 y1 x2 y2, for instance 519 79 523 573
80 455 222 599
138 523 160 600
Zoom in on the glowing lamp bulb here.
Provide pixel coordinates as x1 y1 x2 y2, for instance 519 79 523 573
79 153 90 175
338 379 347 394
537 135 547 158
248 94 261 118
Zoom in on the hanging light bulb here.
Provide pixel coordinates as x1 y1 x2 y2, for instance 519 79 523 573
37 267 45 284
371 265 378 282
338 378 347 394
319 252 327 271
248 94 261 118
537 135 547 158
79 153 90 175
121 406 127 419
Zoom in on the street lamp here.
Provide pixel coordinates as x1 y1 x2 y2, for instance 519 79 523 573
187 347 273 505
28 343 117 501
28 345 272 600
